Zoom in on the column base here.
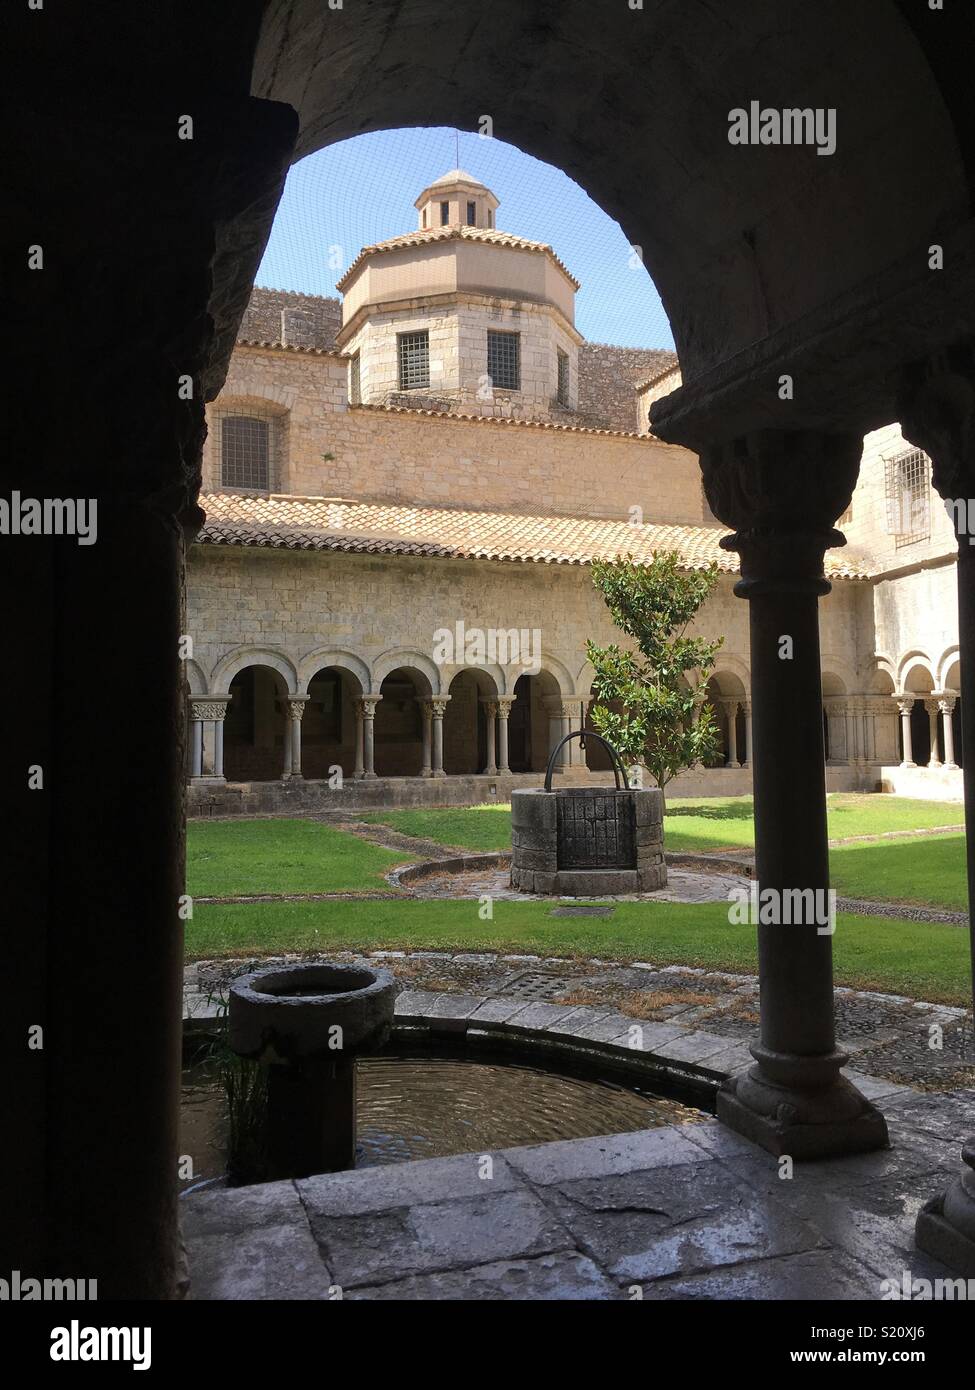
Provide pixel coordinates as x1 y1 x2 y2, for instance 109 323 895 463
915 1153 975 1275
717 1053 889 1160
901 760 918 769
725 761 741 770
432 770 447 779
420 769 433 779
362 771 377 780
481 766 499 776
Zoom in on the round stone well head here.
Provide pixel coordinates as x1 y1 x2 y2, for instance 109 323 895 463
510 784 666 895
229 962 398 1061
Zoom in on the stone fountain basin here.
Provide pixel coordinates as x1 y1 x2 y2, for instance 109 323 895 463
229 963 397 1060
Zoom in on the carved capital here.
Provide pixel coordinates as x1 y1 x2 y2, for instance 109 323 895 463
356 696 381 719
286 698 308 722
701 429 862 594
427 698 449 718
897 341 975 509
482 700 501 718
189 698 229 722
896 697 915 716
938 695 957 716
495 697 516 718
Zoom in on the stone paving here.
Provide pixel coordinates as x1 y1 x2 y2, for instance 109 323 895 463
182 1094 972 1300
187 950 972 1091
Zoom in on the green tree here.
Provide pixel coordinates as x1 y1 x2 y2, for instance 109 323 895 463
585 553 723 799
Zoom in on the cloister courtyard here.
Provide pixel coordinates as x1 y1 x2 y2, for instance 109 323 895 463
178 791 973 1300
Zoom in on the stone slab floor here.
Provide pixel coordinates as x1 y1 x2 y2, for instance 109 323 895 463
183 1089 970 1300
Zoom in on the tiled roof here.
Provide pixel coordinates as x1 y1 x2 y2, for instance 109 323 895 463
336 225 580 292
348 402 660 439
196 493 871 578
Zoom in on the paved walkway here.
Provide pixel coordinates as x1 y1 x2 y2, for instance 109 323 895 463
187 950 972 1092
182 1089 971 1300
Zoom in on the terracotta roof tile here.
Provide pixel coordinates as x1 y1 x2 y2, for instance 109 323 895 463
336 225 580 291
196 493 872 578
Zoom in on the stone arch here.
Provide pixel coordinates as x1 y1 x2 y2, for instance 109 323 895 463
438 663 504 700
534 652 575 697
297 648 370 696
820 653 857 693
184 658 208 696
897 650 935 692
253 3 969 396
937 645 961 691
574 657 596 697
821 671 848 697
300 652 369 781
211 646 298 696
371 648 441 697
443 667 500 775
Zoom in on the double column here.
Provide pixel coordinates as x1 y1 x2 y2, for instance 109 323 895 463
189 696 231 780
897 696 917 767
899 344 975 1271
419 697 449 778
282 696 308 779
702 428 887 1158
353 696 381 779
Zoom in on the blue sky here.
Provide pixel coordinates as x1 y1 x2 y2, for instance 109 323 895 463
256 127 674 350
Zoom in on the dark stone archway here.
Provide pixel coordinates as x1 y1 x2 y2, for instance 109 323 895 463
7 0 975 1295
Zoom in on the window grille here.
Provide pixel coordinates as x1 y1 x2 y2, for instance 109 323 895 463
557 349 569 405
221 415 270 490
398 331 430 390
349 352 361 405
466 201 476 225
440 201 449 226
487 330 520 391
885 448 930 548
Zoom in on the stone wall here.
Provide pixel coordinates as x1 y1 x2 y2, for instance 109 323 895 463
239 287 342 349
204 344 705 522
186 543 863 702
578 343 677 432
341 295 578 419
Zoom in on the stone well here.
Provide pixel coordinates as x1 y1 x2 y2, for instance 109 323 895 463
510 783 666 894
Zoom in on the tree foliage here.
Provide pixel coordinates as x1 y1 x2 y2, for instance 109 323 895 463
585 553 723 792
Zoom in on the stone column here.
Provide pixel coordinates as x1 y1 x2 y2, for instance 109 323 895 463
559 702 575 769
188 698 218 779
900 345 975 1270
740 699 753 768
723 699 740 768
941 695 959 769
430 698 449 777
353 704 365 780
284 696 308 779
482 700 499 774
897 696 916 767
4 79 299 1297
496 697 514 773
925 698 943 767
701 429 886 1158
419 700 433 777
843 699 859 765
544 698 564 774
823 696 846 765
192 698 230 779
357 696 380 778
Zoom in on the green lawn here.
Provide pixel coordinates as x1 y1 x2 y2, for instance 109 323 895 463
830 833 967 911
361 804 513 853
184 802 972 1004
362 794 964 856
185 897 972 1005
187 818 410 897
